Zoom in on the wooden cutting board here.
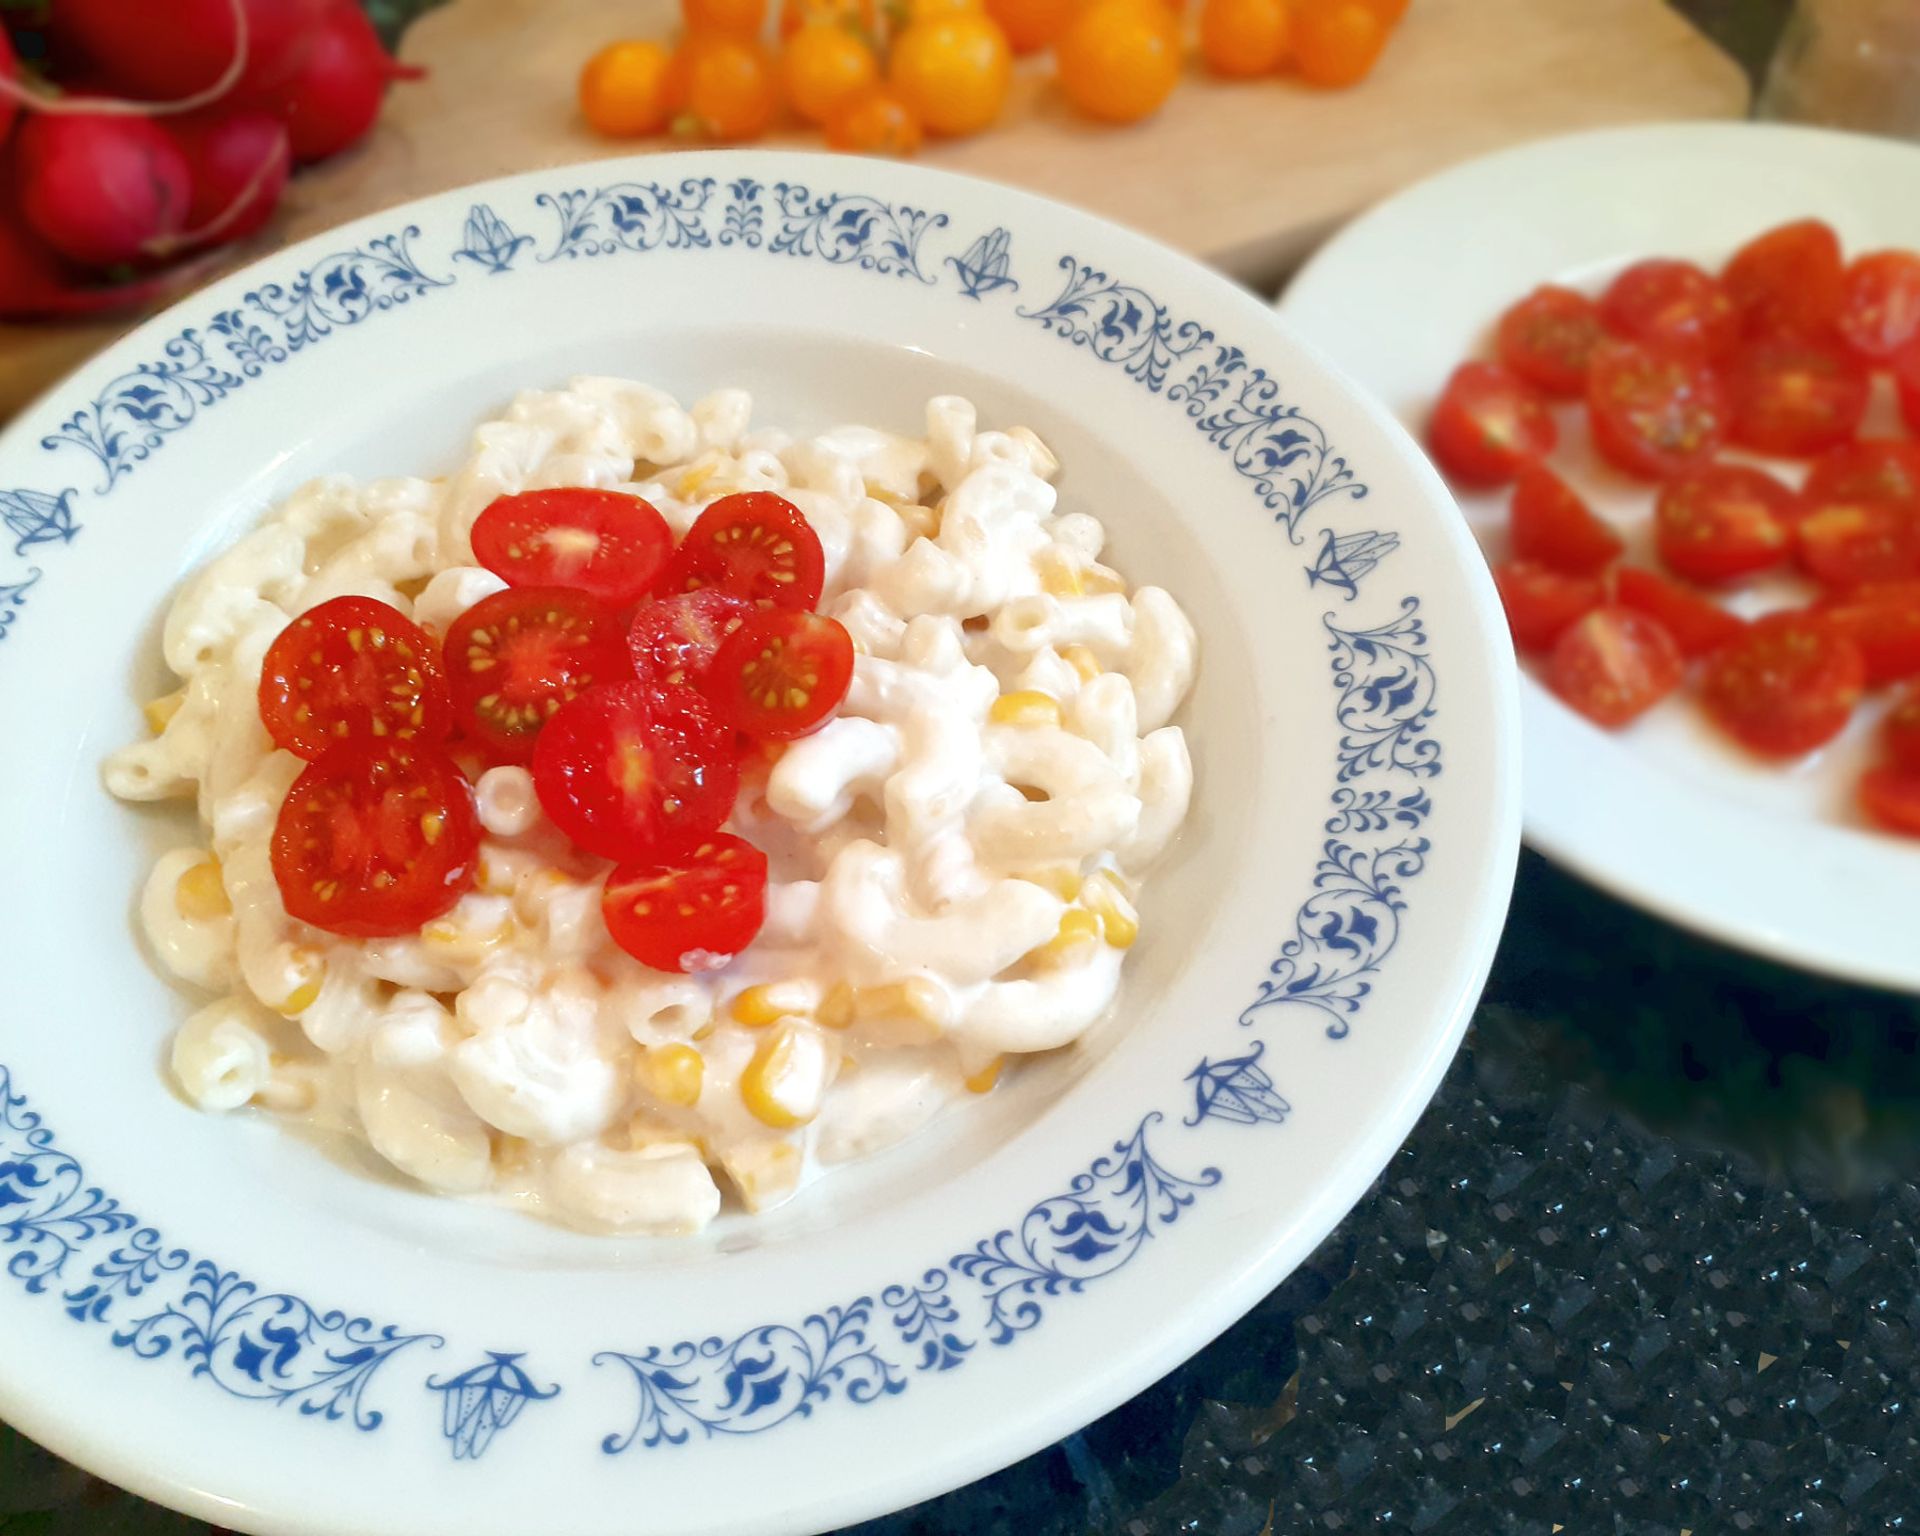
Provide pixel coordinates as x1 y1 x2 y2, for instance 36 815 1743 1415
0 0 1746 420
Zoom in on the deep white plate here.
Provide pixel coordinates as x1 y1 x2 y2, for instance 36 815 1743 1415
0 150 1516 1536
1283 121 1920 993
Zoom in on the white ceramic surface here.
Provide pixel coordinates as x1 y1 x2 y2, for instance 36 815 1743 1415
0 151 1517 1536
1283 121 1920 993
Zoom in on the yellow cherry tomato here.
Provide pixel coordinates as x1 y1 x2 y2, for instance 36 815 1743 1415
1293 0 1386 85
1199 0 1288 76
985 0 1077 54
826 85 925 155
667 33 780 140
683 0 770 35
1054 0 1181 124
781 23 881 123
900 0 984 20
887 12 1012 136
780 0 881 38
579 40 675 137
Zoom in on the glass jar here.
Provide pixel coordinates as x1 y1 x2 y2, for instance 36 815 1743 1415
1758 0 1920 139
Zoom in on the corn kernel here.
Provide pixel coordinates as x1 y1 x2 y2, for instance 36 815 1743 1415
393 573 433 601
729 980 816 1028
174 859 232 922
740 1019 832 1129
723 1141 802 1212
1061 644 1103 683
273 948 324 1016
1083 870 1140 949
1017 865 1082 902
636 1044 704 1108
964 1057 1004 1094
990 691 1062 728
1028 908 1102 969
143 688 187 735
817 981 856 1030
896 502 940 542
1038 553 1083 598
675 457 723 499
277 979 321 1017
854 977 949 1030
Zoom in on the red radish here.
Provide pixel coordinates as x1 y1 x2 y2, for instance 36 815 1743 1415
49 0 328 103
14 111 192 267
0 193 215 319
272 2 422 164
168 110 292 248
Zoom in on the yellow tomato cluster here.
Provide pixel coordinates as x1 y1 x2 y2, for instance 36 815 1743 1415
578 0 1409 155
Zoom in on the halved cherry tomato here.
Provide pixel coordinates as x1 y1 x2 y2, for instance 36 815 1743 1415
1586 340 1727 481
443 587 629 763
1613 566 1747 660
1882 682 1920 772
1803 440 1920 509
1494 285 1604 399
628 589 756 693
258 596 451 761
470 489 673 607
531 682 740 860
1819 581 1920 685
1653 464 1794 586
602 833 768 973
1722 219 1845 341
1699 611 1864 758
1723 335 1869 457
270 742 479 938
1796 500 1920 590
1598 258 1738 362
1427 361 1556 488
1508 463 1621 576
1492 560 1604 656
1895 345 1920 438
655 491 826 609
1837 250 1920 361
1547 606 1682 729
1859 765 1920 837
709 608 855 740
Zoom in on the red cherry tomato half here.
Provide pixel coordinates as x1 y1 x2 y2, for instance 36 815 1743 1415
443 587 629 763
1508 462 1622 576
1723 335 1869 458
1653 464 1794 586
1494 285 1604 398
1722 219 1846 341
270 742 479 938
1699 611 1864 759
1547 606 1683 729
1492 560 1605 656
1818 581 1920 685
1895 345 1920 438
1803 440 1920 509
1796 500 1920 590
1837 250 1920 361
470 488 674 607
1858 765 1920 837
257 595 451 760
531 682 741 861
602 833 768 973
1881 682 1920 772
1586 340 1728 481
655 491 826 610
709 608 856 741
1427 362 1556 489
1613 566 1747 660
1598 258 1739 362
628 589 756 693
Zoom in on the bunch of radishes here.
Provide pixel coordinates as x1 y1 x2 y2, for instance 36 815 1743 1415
0 0 419 319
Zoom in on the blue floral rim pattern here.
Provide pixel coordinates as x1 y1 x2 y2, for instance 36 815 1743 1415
0 170 1439 1464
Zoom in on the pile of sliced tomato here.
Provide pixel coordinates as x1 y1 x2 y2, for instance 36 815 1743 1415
1429 218 1920 838
260 487 854 966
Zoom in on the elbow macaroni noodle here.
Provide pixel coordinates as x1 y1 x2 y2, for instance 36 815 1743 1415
105 382 1198 1235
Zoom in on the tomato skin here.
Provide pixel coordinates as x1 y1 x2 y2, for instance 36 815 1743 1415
1547 606 1683 729
656 491 827 610
1427 361 1557 488
1492 560 1604 656
602 833 768 973
271 743 479 938
470 489 673 607
1796 500 1920 591
1837 250 1920 361
1722 219 1845 340
1652 464 1794 586
888 11 1012 135
1494 285 1604 399
1723 335 1869 458
709 609 856 740
1699 611 1865 758
1804 440 1920 510
1508 462 1622 576
1859 765 1920 837
1895 345 1920 438
1613 565 1747 660
443 587 631 763
531 682 741 861
1882 682 1920 772
1054 0 1181 124
1598 258 1739 362
1585 340 1728 481
628 589 756 692
1819 581 1920 685
258 596 452 760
